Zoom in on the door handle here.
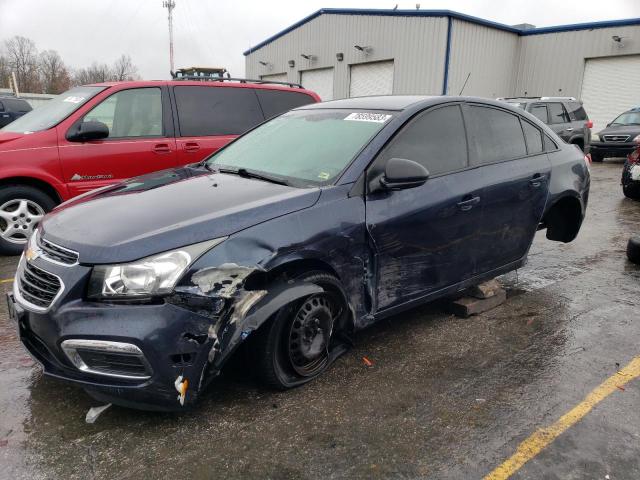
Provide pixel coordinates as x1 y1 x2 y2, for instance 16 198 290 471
529 174 544 188
565 127 574 132
184 142 200 153
153 143 171 154
457 196 480 211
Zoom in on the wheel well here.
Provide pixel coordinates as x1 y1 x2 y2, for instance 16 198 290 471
570 138 584 151
245 258 342 289
0 177 61 204
542 196 583 243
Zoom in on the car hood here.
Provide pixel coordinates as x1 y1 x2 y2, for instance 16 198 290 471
597 125 640 138
41 167 321 264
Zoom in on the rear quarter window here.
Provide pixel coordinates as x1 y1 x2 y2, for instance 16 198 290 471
567 102 587 121
174 86 264 137
256 89 315 119
521 119 543 154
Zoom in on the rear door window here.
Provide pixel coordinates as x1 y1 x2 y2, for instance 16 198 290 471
521 119 543 154
547 103 570 124
256 89 315 119
466 105 527 165
530 104 549 124
174 86 264 136
380 104 468 176
567 102 587 121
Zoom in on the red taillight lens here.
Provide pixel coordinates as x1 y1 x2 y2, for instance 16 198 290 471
586 120 593 129
584 153 591 168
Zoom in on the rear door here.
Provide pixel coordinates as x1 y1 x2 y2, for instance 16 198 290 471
464 104 551 273
59 86 177 196
546 102 573 142
366 103 484 311
172 85 264 164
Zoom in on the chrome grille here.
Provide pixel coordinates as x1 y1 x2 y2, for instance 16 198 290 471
603 134 630 142
18 262 62 309
39 237 79 265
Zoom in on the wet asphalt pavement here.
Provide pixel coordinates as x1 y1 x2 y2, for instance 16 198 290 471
0 161 639 480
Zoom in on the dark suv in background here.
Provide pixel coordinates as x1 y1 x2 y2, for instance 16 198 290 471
0 96 32 128
590 107 640 163
499 97 591 152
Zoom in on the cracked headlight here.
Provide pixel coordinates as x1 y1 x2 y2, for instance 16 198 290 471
87 238 226 299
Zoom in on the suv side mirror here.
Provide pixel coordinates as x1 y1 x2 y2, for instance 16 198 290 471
379 158 429 191
67 120 109 142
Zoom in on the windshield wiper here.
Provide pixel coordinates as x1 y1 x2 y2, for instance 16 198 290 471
217 167 289 186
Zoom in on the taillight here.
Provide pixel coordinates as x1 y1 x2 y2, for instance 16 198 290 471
586 120 593 129
584 153 591 169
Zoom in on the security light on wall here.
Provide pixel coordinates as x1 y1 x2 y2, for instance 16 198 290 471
354 45 373 55
288 60 295 68
336 52 344 61
612 35 625 47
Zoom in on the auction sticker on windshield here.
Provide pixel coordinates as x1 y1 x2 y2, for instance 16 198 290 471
344 112 392 123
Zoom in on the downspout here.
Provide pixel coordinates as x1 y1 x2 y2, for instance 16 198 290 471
442 16 453 95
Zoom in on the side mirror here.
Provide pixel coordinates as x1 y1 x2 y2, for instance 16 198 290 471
67 120 109 142
379 158 429 191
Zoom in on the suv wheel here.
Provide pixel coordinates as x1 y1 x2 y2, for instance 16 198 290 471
0 185 57 255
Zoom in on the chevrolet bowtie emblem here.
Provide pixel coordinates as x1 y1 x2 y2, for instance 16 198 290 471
25 246 40 262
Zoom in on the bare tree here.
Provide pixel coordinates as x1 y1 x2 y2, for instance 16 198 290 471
39 50 70 94
112 54 139 81
4 36 41 92
72 62 114 86
0 53 10 89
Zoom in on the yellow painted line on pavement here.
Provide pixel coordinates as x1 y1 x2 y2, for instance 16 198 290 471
484 355 640 480
0 278 14 284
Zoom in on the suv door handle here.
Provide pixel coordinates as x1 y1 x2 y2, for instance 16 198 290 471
184 142 200 153
457 195 480 211
529 174 544 188
565 127 574 132
153 143 171 154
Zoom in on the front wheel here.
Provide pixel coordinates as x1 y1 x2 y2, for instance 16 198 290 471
0 185 57 255
253 271 345 389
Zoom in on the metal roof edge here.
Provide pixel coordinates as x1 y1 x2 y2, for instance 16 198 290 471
243 8 640 56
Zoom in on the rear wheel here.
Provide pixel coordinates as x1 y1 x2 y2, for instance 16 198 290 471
627 236 640 265
0 185 56 255
253 271 344 389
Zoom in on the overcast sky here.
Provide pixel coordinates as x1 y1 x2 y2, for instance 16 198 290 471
2 0 639 80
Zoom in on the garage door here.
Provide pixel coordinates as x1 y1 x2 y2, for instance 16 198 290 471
349 60 394 98
300 68 334 101
260 73 288 84
581 55 640 132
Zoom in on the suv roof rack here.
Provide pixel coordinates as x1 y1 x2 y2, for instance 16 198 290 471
497 96 578 101
171 75 304 89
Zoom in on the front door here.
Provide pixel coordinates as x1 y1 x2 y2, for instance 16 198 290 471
365 104 484 311
464 104 551 273
58 87 177 196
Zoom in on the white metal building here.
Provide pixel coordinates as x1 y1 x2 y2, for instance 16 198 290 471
245 9 640 131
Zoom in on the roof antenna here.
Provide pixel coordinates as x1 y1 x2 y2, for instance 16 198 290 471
458 72 471 95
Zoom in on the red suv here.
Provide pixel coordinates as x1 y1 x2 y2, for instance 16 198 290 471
0 80 320 254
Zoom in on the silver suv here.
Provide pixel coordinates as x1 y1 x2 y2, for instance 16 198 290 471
498 97 591 152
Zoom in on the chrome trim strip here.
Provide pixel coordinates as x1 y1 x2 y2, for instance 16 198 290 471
60 339 153 380
13 255 66 314
38 237 79 267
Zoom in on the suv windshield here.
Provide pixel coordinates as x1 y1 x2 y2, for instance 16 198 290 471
207 109 392 186
1 86 106 133
611 111 640 126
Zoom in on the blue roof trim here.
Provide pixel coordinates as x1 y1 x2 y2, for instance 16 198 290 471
243 8 640 56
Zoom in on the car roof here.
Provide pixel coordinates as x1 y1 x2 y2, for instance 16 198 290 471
84 80 317 95
297 95 527 112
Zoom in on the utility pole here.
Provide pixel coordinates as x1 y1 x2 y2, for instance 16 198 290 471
163 0 176 75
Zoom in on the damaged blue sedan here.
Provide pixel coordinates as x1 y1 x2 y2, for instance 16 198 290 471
8 96 590 410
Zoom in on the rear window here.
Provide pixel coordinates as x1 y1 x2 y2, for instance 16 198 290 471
3 98 31 112
174 86 264 137
567 102 587 121
256 89 315 119
466 105 527 165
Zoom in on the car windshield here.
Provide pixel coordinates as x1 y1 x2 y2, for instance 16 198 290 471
206 109 393 186
611 111 640 126
1 86 106 133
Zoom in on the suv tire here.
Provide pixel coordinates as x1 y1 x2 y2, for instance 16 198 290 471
0 185 57 255
627 236 640 265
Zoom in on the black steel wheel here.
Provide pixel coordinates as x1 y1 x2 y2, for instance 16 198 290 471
252 271 345 389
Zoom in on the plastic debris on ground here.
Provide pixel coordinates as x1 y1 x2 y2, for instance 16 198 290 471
362 356 373 367
85 403 112 424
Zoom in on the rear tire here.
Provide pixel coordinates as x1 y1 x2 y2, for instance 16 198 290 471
627 236 640 265
0 185 56 255
252 271 345 390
